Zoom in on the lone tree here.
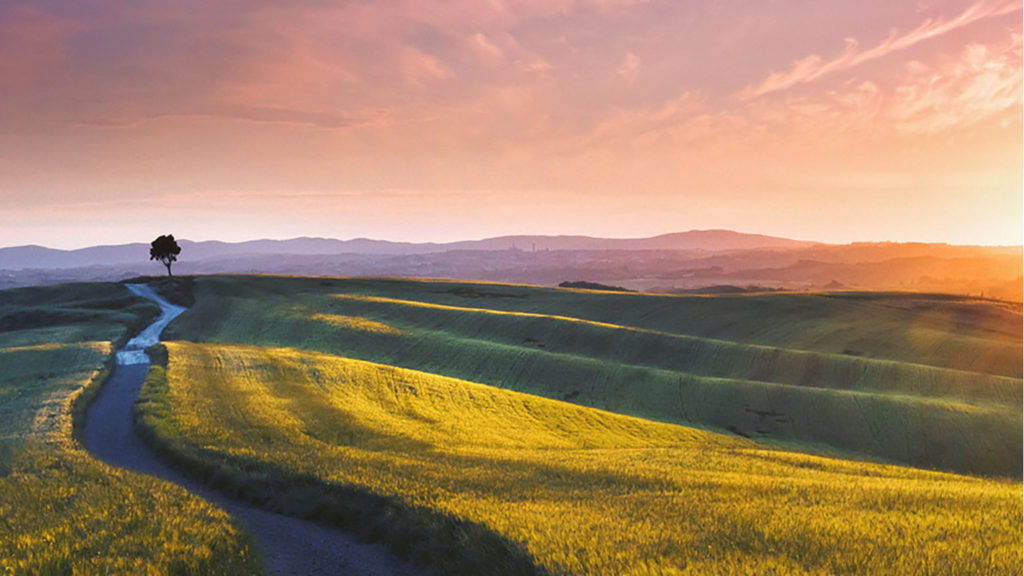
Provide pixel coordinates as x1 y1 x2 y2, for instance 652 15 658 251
150 234 181 277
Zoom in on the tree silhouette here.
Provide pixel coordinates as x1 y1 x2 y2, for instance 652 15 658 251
150 234 181 277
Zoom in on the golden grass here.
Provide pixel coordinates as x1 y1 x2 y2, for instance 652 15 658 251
328 292 1019 400
332 292 644 332
152 340 1023 575
0 448 258 576
310 312 405 335
162 276 1022 476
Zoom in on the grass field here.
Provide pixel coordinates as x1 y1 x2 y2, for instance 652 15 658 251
163 275 1023 477
5 275 1018 574
138 339 1023 575
0 282 260 575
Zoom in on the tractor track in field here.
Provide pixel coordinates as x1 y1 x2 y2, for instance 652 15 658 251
83 283 424 576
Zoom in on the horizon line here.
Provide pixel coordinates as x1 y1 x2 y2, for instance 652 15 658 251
2 228 1022 252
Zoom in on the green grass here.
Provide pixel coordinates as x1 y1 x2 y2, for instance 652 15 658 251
0 282 260 575
138 340 1023 575
163 275 1023 477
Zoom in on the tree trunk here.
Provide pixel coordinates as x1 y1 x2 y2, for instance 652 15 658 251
165 261 173 277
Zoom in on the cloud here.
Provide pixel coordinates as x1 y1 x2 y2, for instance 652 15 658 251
471 30 552 73
583 30 1020 163
0 4 78 84
590 92 706 144
397 46 453 85
617 52 641 83
3 0 1016 168
740 0 1022 99
72 106 372 130
887 36 1022 133
467 32 506 67
499 0 652 19
514 52 554 73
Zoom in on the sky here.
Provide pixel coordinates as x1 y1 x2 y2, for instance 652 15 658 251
0 0 1020 249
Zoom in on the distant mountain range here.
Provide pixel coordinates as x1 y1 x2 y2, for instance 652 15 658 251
0 230 816 270
1 230 1020 302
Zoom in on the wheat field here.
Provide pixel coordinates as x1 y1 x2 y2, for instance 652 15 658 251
164 275 1023 477
139 339 1022 575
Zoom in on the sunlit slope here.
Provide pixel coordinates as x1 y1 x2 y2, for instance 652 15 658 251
174 276 1020 377
143 341 1022 576
165 275 1023 477
0 283 259 575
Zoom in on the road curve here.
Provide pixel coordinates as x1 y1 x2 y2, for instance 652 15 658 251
83 283 424 576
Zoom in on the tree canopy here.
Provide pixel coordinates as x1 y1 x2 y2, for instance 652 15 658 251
150 234 181 277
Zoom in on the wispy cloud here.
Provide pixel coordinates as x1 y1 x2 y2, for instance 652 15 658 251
590 92 705 143
1 0 1020 249
617 52 641 83
585 30 1021 159
72 106 376 130
887 35 1022 134
397 45 453 85
467 32 506 67
740 0 1022 99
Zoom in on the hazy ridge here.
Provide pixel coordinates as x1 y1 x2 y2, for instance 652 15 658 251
0 230 815 268
1 230 1019 301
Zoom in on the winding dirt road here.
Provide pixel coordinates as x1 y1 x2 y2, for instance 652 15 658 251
83 283 424 576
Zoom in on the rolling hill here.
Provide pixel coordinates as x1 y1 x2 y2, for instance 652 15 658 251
139 339 1021 575
130 274 1021 574
161 275 1022 477
2 276 1020 574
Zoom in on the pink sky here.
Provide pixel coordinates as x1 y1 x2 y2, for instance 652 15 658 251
0 0 1020 248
